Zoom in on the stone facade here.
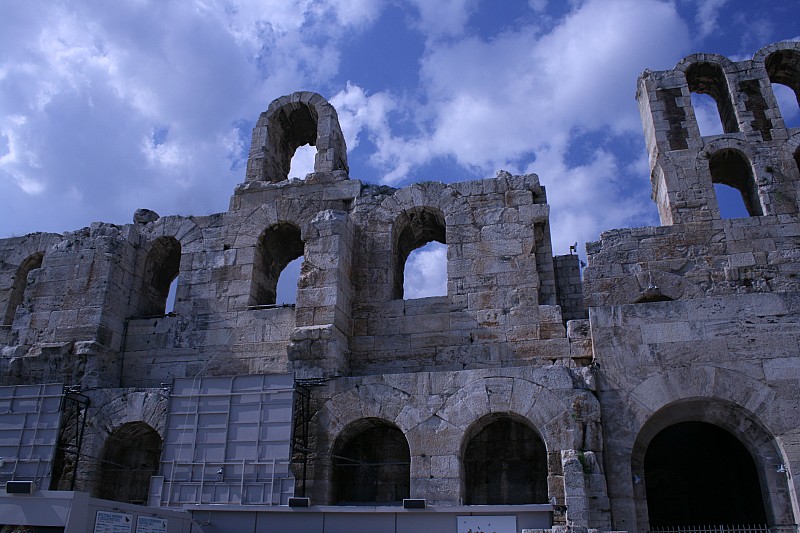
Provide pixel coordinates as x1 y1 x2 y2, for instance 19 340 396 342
2 42 800 532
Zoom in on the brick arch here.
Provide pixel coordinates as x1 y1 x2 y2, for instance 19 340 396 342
245 91 348 183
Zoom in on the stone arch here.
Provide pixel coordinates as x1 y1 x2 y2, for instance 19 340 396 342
96 421 162 504
245 92 348 183
331 417 411 504
706 146 762 216
137 236 181 317
676 55 739 135
600 268 702 306
391 206 447 299
3 252 43 326
762 43 800 111
618 366 797 530
631 399 793 530
461 413 549 505
249 222 305 306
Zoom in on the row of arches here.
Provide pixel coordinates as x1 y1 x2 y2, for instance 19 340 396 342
654 140 800 221
330 415 548 505
139 207 449 318
678 45 800 142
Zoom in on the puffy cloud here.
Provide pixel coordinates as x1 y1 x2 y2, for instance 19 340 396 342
403 242 448 299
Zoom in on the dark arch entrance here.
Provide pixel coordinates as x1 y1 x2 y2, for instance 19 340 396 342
644 421 767 527
97 422 162 504
332 419 410 505
463 416 548 505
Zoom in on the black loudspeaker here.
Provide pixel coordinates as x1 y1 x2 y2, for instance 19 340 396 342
5 480 36 494
288 497 310 507
403 498 426 509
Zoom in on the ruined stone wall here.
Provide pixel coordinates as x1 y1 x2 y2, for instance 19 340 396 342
3 43 800 531
586 41 800 531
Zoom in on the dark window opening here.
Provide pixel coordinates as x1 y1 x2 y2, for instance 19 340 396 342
709 149 761 217
139 236 181 316
393 207 446 299
766 50 800 128
795 147 800 178
686 62 739 135
332 419 410 505
644 421 768 528
97 422 162 505
634 293 673 304
3 252 43 326
463 417 548 505
250 223 304 306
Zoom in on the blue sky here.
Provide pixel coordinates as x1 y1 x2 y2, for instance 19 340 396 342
1 0 799 298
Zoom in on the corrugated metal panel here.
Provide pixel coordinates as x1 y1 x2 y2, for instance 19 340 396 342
151 374 295 507
0 383 63 488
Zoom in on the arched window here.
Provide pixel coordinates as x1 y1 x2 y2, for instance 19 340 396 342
709 149 761 217
644 421 767 528
97 422 162 504
393 207 447 299
250 223 304 306
3 252 43 326
246 93 348 183
332 419 410 504
463 416 548 505
685 62 739 135
139 236 181 316
766 49 800 128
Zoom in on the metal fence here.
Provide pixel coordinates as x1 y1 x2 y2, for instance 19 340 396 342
650 526 770 533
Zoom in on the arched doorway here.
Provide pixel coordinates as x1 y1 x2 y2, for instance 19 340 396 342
462 416 548 505
644 421 767 527
97 422 162 504
332 419 410 504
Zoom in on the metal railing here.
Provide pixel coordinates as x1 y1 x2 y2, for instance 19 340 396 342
650 526 770 533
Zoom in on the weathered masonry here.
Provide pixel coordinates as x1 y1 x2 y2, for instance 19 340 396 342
1 41 800 533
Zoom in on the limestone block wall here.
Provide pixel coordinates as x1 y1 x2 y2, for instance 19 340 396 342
300 364 611 529
347 172 567 375
589 294 800 531
583 215 800 307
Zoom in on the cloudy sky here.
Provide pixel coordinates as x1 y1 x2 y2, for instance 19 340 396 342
2 0 799 299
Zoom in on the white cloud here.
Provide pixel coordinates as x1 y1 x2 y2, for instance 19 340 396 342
695 0 729 40
408 0 480 40
404 242 448 299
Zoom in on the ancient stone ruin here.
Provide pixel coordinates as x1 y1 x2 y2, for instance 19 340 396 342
2 41 800 532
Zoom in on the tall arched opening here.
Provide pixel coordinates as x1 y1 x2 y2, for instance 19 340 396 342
685 61 739 135
138 236 181 316
249 222 305 306
331 418 410 505
709 149 762 217
3 252 43 325
392 207 447 299
97 422 162 504
644 421 767 527
632 399 795 531
462 415 548 505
